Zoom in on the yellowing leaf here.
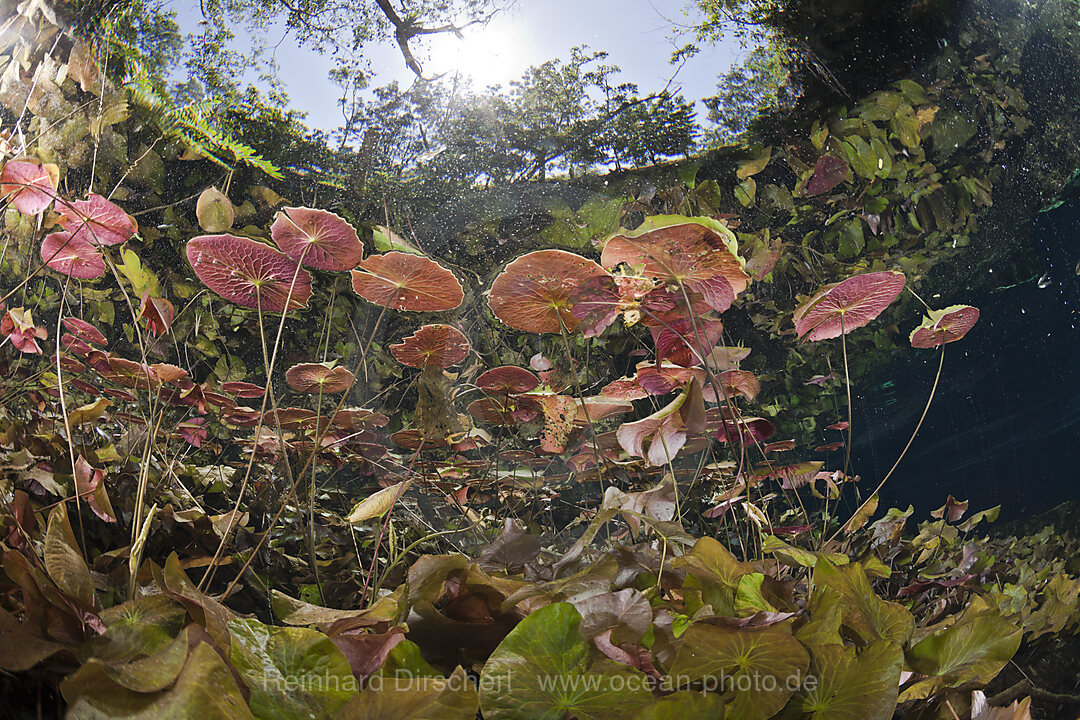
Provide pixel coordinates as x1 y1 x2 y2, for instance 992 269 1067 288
347 480 411 524
736 146 772 179
67 397 111 427
117 247 162 298
196 186 234 233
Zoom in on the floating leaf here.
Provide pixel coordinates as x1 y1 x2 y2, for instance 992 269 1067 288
668 621 808 720
63 317 107 346
785 640 903 720
336 666 478 719
489 249 609 333
476 366 540 395
479 602 652 720
58 193 137 246
905 605 1021 691
617 379 704 466
350 252 463 311
909 304 980 348
272 206 363 271
285 362 355 393
602 216 748 313
1 160 58 214
794 271 906 341
186 234 312 312
64 642 254 720
41 232 105 279
390 324 470 368
195 186 235 232
229 617 357 719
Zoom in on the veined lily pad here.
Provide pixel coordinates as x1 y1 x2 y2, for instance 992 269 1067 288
271 206 364 271
488 249 609 334
41 232 105 280
909 304 980 348
186 234 312 312
390 324 470 368
350 251 463 311
794 271 905 341
479 602 652 720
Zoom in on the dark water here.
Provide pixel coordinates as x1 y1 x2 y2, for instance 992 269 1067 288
851 200 1080 520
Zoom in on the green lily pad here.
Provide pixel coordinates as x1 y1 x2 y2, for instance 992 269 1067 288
905 605 1021 690
229 618 357 720
812 559 913 645
632 691 725 719
65 642 255 720
669 621 807 720
336 666 478 720
479 602 652 720
784 640 902 720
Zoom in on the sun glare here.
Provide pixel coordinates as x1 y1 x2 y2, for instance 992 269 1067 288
426 22 528 89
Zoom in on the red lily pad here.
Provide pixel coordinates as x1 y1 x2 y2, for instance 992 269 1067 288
271 206 364 271
186 234 312 312
488 249 609 334
41 231 105 279
57 193 136 246
702 369 760 403
652 317 725 367
350 251 463 311
285 362 355 393
569 275 656 338
263 407 317 430
1 307 46 353
601 216 749 313
221 381 266 398
806 155 850 196
1 160 58 215
476 366 540 395
794 270 906 341
716 416 775 446
763 439 796 453
600 376 650 401
329 408 389 430
62 317 107 346
909 305 980 348
635 361 705 396
390 324 470 368
574 396 634 423
815 442 845 452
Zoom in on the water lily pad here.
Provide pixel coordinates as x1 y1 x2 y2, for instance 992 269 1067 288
1 160 58 215
794 271 905 341
350 251 463 311
271 206 364 271
909 304 980 348
668 621 808 720
479 602 652 720
186 234 312 312
58 193 137 246
489 249 609 333
390 324 470 368
41 231 105 280
229 617 357 719
785 640 903 720
285 362 355 393
616 379 704 466
601 216 748 313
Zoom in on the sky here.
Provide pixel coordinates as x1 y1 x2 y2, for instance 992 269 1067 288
169 0 751 134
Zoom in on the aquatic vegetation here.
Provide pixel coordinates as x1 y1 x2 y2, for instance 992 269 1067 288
1 0 1078 715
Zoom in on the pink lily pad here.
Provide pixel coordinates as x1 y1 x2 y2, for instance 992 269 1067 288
390 324 470 368
285 362 355 393
186 234 312 312
909 305 980 348
1 160 58 215
62 317 107 346
41 231 105 279
271 206 364 271
57 193 136 246
794 270 906 341
601 216 749 313
616 379 705 466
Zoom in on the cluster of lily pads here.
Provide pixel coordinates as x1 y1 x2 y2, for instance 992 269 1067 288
5 155 1061 720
